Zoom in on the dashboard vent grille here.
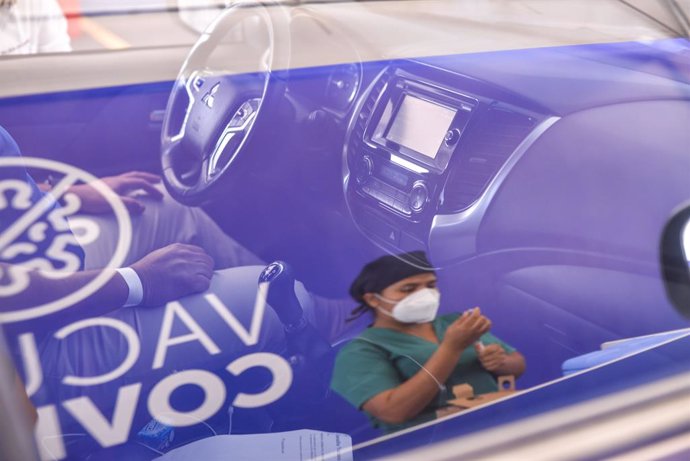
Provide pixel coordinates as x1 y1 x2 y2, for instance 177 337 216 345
349 69 390 156
441 106 536 212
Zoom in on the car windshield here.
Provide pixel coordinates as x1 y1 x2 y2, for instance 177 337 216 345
0 0 688 57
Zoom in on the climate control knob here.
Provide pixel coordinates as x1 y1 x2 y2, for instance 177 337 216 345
356 155 374 184
409 181 429 213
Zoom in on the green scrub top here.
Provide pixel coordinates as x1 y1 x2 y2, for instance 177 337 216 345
330 313 517 433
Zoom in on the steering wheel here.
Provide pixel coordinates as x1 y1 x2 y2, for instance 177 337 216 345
161 2 291 205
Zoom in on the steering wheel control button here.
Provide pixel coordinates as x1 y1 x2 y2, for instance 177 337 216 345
193 75 205 91
410 181 429 213
228 99 259 128
444 128 461 146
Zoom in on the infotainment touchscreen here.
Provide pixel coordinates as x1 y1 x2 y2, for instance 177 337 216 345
385 95 457 159
367 77 476 173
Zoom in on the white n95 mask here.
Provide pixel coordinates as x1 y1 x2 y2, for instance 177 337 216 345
376 288 441 323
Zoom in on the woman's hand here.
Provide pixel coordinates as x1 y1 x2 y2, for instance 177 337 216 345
475 343 527 378
475 343 507 372
442 308 491 352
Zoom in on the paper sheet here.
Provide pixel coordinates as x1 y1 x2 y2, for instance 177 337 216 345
154 429 353 461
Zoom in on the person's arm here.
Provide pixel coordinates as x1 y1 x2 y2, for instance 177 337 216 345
362 309 491 425
40 171 164 215
3 263 128 317
363 342 462 425
2 243 214 327
475 343 526 378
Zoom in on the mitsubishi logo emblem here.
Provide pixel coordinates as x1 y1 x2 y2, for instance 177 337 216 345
202 82 220 109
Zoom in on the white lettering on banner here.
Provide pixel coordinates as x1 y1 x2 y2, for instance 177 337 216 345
31 352 291 460
148 369 227 427
62 383 141 447
0 157 133 323
18 333 42 397
54 318 141 387
153 301 222 370
18 282 295 459
35 405 65 461
227 353 293 408
205 281 269 347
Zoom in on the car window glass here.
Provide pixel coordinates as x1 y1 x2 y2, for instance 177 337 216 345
2 1 690 460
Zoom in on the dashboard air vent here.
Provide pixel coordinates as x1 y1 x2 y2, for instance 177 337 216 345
348 69 391 158
441 106 536 212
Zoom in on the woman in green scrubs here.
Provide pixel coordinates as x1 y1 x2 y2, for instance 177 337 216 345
330 251 526 433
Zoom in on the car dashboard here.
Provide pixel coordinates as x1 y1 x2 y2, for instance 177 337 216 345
343 59 548 267
318 40 690 271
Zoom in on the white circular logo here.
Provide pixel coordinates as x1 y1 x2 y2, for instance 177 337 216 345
0 157 132 323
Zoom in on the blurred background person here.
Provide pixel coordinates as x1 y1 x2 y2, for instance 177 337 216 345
0 0 70 55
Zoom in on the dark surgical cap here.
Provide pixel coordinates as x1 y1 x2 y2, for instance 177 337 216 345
347 251 435 320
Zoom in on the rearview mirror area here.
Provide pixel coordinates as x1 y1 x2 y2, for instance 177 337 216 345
660 202 690 319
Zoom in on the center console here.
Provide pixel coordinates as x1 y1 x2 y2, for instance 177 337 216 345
344 62 546 261
351 70 477 218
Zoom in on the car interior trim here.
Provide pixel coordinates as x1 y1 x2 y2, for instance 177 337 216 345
428 115 560 265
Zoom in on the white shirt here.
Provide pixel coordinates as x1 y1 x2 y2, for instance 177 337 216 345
0 0 71 55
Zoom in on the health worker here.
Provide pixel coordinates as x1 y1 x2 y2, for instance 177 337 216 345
331 251 526 433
